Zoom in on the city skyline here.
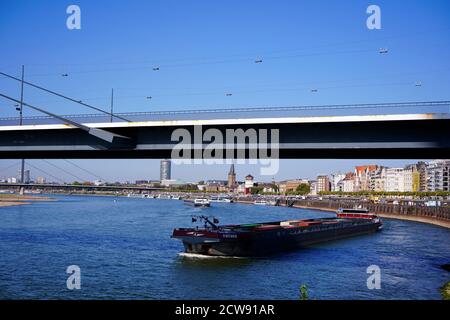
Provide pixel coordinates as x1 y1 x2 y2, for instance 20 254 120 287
0 158 433 184
1 1 449 181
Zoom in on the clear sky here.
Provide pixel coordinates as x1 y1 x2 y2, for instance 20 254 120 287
0 0 449 183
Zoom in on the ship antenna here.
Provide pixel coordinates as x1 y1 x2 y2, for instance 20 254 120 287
200 215 219 230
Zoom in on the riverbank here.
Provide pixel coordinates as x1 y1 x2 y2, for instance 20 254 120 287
0 194 54 208
0 201 28 207
234 199 450 229
288 203 450 229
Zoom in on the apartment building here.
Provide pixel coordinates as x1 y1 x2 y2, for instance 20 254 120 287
427 160 450 191
385 167 405 192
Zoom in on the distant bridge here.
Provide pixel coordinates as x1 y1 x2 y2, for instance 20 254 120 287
0 183 164 192
0 100 449 159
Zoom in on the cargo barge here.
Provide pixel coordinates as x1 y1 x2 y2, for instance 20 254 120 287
172 208 382 256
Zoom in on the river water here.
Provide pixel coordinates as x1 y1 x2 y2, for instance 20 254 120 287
0 194 449 300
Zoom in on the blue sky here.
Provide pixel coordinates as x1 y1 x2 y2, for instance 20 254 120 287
0 0 449 182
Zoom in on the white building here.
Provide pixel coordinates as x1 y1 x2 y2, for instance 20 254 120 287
244 175 254 189
338 175 355 192
369 166 387 192
385 168 405 192
330 173 346 192
36 177 46 184
354 165 378 191
403 164 419 192
93 179 106 186
7 177 17 183
309 181 318 195
161 179 185 187
197 184 206 191
237 183 246 194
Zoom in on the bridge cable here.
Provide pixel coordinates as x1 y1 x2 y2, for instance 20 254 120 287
62 159 106 181
25 162 66 184
0 92 130 144
6 26 449 71
40 160 87 182
0 71 130 122
0 162 20 175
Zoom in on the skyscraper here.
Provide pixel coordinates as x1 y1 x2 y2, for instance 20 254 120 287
17 169 30 183
160 159 171 181
227 164 236 189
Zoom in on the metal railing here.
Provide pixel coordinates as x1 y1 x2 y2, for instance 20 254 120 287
1 100 449 126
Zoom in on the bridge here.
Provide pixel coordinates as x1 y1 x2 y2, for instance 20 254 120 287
0 183 164 192
1 100 449 159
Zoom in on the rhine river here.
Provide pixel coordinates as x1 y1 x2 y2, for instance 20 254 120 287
0 194 449 300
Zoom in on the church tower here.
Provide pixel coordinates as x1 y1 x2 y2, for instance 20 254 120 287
227 164 236 189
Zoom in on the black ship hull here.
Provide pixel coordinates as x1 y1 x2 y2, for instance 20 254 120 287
172 211 383 257
182 221 381 257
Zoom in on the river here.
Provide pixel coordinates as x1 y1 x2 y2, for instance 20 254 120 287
0 194 449 299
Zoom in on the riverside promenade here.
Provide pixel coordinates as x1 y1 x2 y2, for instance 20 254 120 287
280 199 450 229
235 197 450 229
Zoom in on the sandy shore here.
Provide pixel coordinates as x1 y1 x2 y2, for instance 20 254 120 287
0 201 28 207
0 194 53 201
0 194 54 208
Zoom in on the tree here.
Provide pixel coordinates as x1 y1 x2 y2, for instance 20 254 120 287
296 183 310 195
250 186 264 194
299 284 309 300
272 183 279 193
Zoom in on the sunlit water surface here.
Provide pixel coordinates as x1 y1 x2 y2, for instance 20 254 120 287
0 195 449 299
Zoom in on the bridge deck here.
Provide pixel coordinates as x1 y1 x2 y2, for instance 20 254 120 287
1 101 449 127
0 113 448 131
1 101 449 159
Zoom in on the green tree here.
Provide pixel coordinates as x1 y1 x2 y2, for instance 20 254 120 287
271 183 279 193
299 284 309 300
250 186 264 194
296 183 310 195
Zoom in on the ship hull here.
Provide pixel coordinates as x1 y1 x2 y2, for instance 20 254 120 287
177 221 382 257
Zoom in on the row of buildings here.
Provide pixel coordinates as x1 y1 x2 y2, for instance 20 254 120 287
155 159 450 195
323 160 450 193
0 170 34 184
195 160 450 195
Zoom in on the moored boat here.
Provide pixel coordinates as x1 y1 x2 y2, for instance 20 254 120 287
172 209 382 257
210 196 233 203
253 200 268 205
184 198 211 207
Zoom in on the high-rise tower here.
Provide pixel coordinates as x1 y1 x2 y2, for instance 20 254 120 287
160 159 171 181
